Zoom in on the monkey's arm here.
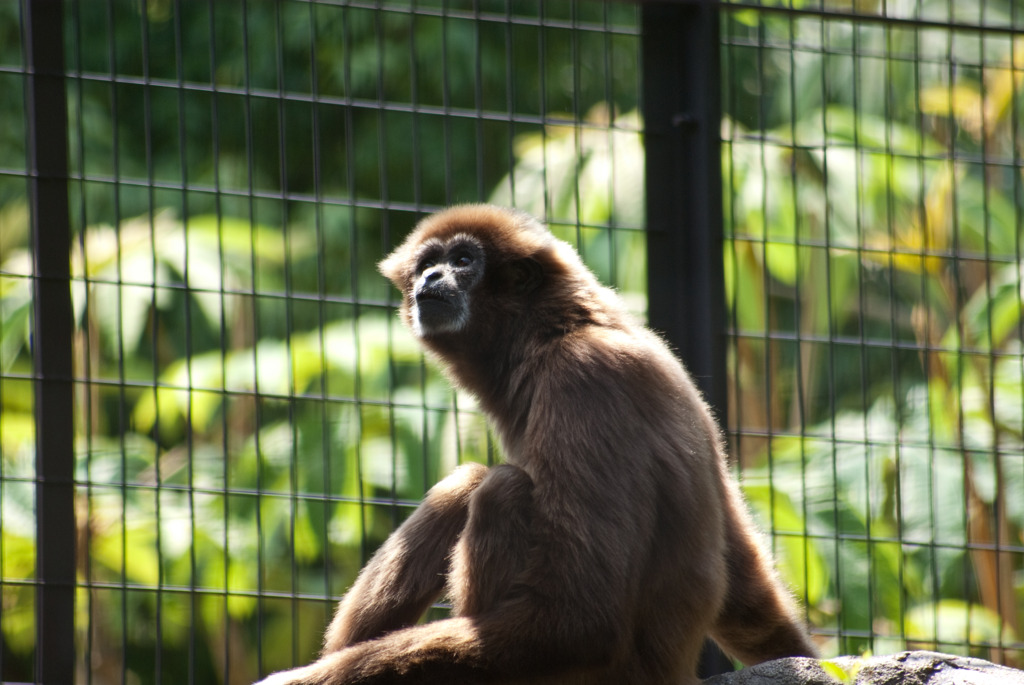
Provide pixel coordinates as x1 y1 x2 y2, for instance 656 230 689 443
448 463 534 616
321 462 488 651
258 606 602 685
258 617 506 685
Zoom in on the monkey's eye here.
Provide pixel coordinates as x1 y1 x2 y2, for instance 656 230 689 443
452 254 473 268
418 259 437 273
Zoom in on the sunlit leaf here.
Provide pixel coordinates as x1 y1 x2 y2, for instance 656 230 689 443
743 482 829 607
764 241 799 286
821 660 854 684
905 600 1014 646
92 522 161 587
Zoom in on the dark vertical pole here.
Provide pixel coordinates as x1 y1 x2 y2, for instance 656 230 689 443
25 1 76 683
642 1 732 677
643 0 727 417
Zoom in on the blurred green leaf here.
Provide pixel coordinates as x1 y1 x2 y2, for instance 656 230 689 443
906 600 1015 646
743 482 829 607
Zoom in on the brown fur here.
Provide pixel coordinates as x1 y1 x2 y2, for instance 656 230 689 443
255 205 817 685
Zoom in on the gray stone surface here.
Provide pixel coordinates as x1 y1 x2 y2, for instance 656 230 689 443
703 650 1024 685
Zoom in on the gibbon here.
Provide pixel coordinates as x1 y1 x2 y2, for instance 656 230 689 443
256 205 817 685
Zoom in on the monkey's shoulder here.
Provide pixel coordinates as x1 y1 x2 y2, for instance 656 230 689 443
517 323 699 431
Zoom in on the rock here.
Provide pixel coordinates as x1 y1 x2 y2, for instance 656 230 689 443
702 650 1024 685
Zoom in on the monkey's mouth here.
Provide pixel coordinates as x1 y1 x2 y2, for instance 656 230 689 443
414 286 459 310
412 291 465 336
415 295 455 319
415 291 449 304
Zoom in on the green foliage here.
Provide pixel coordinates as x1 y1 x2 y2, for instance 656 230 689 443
743 482 829 607
724 4 1024 661
2 0 1023 681
820 658 862 685
4 2 644 680
489 106 647 313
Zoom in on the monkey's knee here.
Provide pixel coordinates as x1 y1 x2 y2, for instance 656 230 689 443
449 464 534 616
425 462 489 502
468 464 533 518
322 463 491 652
380 462 489 553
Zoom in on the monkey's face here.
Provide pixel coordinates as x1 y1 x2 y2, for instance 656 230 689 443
408 234 486 338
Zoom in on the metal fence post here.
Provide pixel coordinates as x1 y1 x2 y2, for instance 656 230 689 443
643 0 727 416
25 0 77 682
642 1 732 677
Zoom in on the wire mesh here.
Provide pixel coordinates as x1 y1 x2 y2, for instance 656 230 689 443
0 4 33 682
721 0 1024 666
6 1 642 683
4 0 1024 683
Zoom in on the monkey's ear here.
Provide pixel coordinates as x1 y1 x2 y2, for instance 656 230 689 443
378 251 406 287
509 257 543 294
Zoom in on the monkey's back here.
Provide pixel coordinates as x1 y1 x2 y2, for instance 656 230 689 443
487 312 731 682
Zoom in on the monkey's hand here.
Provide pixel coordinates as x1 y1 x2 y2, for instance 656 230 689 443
253 654 350 685
252 667 314 685
250 642 397 685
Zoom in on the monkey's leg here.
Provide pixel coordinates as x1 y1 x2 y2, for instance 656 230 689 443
255 466 614 685
321 462 488 652
709 486 818 665
448 463 535 616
